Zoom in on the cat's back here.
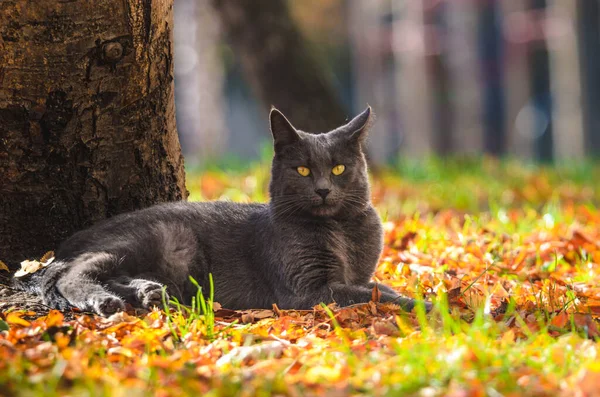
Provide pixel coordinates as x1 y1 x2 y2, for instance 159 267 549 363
56 200 268 259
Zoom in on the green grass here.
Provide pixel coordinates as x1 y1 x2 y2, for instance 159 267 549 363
161 275 216 341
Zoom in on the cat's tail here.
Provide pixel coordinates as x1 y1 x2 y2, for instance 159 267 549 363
11 262 74 311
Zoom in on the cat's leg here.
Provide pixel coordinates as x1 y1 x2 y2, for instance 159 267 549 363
280 283 416 311
105 276 166 309
55 252 126 316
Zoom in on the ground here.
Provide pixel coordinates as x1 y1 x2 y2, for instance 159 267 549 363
1 158 599 396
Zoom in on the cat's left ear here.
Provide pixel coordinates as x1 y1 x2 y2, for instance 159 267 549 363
270 107 300 151
335 106 373 145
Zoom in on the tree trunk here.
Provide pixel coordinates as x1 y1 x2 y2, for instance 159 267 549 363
212 0 348 132
0 0 187 267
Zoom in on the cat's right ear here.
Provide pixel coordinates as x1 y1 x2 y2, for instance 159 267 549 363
270 108 300 151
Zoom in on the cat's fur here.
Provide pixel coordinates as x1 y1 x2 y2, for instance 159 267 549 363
14 107 418 316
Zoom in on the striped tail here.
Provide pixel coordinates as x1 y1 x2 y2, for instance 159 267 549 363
11 262 73 311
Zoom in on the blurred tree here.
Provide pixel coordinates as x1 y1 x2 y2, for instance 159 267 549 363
447 0 483 155
576 0 600 155
351 0 400 163
549 0 584 159
424 1 454 155
478 0 506 156
501 0 535 159
528 0 554 162
174 0 228 162
212 0 347 132
0 0 187 266
393 1 435 158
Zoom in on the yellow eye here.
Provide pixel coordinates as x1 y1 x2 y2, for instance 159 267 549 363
332 164 345 175
297 166 310 176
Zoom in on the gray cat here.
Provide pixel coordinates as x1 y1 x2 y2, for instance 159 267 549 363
14 107 420 316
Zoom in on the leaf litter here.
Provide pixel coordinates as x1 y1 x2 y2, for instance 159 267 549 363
1 161 600 396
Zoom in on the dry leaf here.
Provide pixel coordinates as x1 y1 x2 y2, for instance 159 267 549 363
371 283 381 303
14 260 48 278
6 312 31 327
216 341 285 367
253 310 274 319
40 251 55 264
550 312 569 329
241 312 254 324
44 310 64 327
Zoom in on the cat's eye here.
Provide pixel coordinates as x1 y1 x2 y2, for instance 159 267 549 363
297 166 311 176
332 164 345 175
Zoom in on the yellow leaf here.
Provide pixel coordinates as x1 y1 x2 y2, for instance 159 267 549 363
0 260 8 272
107 346 135 358
6 312 31 327
305 365 342 384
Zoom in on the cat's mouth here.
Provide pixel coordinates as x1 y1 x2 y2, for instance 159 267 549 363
310 197 340 216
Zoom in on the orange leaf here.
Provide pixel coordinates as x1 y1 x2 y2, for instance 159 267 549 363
45 310 64 327
40 251 55 264
371 284 381 303
550 312 569 329
576 368 600 397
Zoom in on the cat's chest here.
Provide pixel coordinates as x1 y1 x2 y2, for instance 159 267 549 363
296 215 381 282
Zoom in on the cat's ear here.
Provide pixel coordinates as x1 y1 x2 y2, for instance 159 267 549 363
270 107 300 151
335 106 373 145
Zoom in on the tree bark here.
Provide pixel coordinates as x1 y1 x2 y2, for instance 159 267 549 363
0 0 187 267
212 0 348 132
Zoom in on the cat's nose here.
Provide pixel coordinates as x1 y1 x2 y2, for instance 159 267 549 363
315 188 330 199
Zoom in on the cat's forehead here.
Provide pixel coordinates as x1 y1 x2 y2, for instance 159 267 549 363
292 130 342 163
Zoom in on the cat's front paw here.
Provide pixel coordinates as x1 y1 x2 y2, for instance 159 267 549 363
93 295 126 316
135 280 166 309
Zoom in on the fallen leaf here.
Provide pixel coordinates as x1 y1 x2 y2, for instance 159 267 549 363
40 251 55 264
550 312 569 329
44 310 64 327
6 312 31 327
372 319 399 336
13 259 47 278
241 312 254 324
253 310 274 319
216 341 285 366
371 284 381 303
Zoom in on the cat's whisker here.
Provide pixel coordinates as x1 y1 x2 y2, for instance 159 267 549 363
273 202 305 222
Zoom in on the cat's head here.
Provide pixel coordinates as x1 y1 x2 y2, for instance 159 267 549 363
268 107 373 219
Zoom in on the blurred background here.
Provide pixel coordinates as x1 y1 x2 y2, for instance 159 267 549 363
173 0 600 166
